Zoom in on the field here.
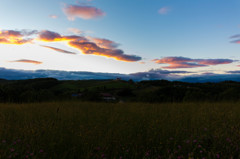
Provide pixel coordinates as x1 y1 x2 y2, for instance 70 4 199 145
0 102 240 159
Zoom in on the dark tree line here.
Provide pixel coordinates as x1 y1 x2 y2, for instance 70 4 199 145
0 78 240 103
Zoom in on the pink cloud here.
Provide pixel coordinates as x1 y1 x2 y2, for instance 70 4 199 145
158 7 170 15
68 28 83 35
153 56 234 69
63 4 105 20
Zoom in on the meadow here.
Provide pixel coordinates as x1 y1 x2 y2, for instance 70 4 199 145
0 102 240 159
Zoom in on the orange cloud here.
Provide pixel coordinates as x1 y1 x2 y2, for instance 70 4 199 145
68 41 142 62
89 37 119 49
11 59 42 65
38 30 141 62
41 45 76 55
0 29 142 62
0 30 33 45
38 30 88 42
63 4 105 20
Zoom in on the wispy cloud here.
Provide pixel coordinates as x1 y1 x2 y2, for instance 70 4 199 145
10 59 43 65
40 45 76 55
49 15 58 19
158 7 171 15
153 56 234 69
230 34 240 39
230 34 240 43
63 4 105 20
68 28 83 35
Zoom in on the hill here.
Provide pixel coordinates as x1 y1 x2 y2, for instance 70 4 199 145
0 78 240 103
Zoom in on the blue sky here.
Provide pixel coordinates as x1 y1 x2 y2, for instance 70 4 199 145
0 0 240 79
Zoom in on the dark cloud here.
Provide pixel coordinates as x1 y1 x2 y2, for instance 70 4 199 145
40 45 76 55
226 70 240 74
63 4 105 20
129 69 190 80
2 67 240 83
153 56 234 69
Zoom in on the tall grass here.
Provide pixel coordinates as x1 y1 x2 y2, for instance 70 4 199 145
0 102 240 158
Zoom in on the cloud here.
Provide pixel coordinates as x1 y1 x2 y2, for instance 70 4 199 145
68 28 83 35
227 70 240 74
40 45 76 55
0 29 141 62
68 41 142 62
2 67 240 82
63 4 105 20
230 34 240 39
0 67 129 80
37 30 141 62
230 34 240 43
10 59 42 65
0 30 34 45
89 37 120 49
130 69 190 80
230 39 240 44
38 30 88 42
158 7 170 15
153 56 234 69
49 15 58 19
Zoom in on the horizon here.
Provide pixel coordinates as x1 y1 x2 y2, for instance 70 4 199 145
1 0 240 80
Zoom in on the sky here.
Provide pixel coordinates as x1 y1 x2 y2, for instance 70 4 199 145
0 0 240 80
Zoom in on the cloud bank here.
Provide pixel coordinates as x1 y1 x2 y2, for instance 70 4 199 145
1 67 240 83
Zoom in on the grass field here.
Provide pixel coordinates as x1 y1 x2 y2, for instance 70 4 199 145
0 102 239 159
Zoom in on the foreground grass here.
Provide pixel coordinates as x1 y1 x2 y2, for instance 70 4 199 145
0 102 240 158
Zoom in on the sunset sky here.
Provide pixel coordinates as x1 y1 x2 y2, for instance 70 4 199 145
1 0 240 80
